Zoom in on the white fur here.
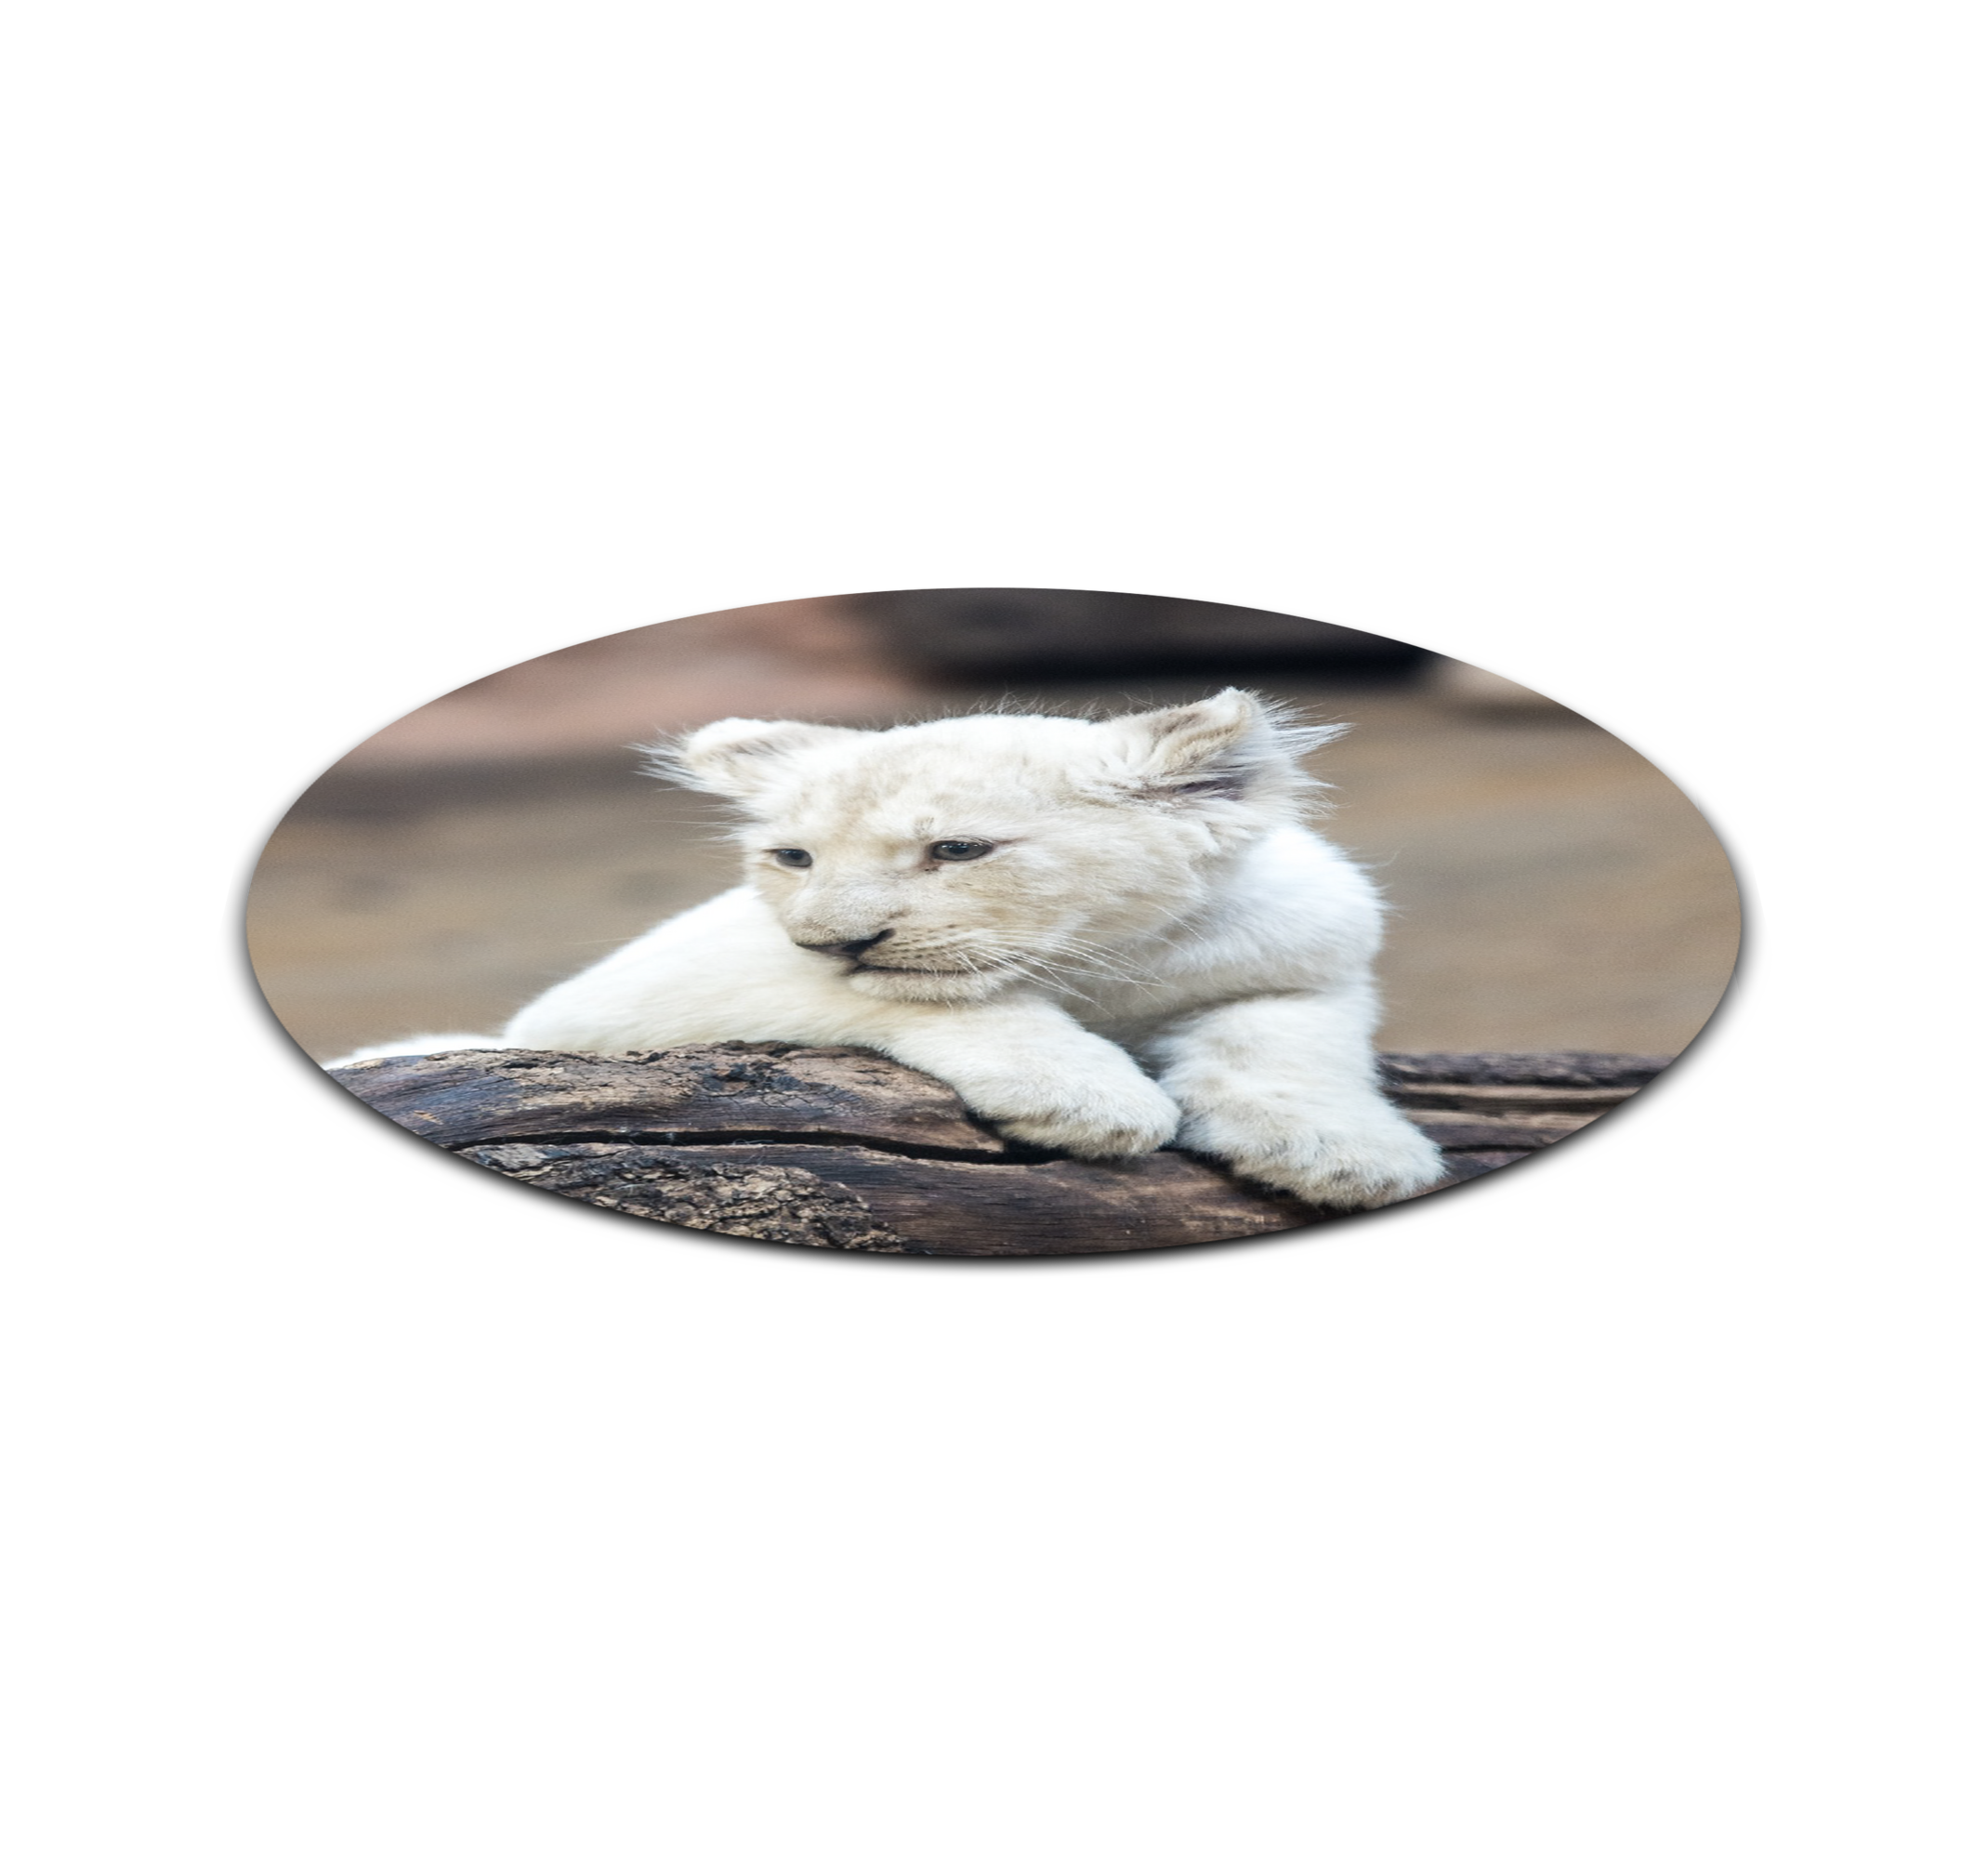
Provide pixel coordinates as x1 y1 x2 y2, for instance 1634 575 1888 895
334 691 1446 1209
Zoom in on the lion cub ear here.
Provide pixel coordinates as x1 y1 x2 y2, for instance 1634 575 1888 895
654 718 860 799
1107 688 1263 779
1100 689 1336 800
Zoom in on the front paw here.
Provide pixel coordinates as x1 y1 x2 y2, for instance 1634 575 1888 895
1207 1114 1449 1211
986 1077 1182 1160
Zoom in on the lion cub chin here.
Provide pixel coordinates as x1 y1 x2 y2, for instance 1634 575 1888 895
349 690 1446 1212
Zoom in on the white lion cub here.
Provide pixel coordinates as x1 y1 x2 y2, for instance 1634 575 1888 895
403 688 1442 1210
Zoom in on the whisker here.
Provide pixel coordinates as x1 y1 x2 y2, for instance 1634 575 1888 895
1031 934 1162 989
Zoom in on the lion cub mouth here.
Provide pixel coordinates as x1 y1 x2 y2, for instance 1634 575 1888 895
844 959 1005 1003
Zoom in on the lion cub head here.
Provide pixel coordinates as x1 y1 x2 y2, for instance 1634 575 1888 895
665 690 1336 1004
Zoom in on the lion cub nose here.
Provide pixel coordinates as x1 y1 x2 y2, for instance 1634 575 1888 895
797 929 894 958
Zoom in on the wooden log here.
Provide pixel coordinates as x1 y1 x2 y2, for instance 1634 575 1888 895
330 1043 1662 1258
333 1044 1004 1155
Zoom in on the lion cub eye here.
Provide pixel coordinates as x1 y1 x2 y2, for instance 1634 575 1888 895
928 839 994 863
768 848 813 868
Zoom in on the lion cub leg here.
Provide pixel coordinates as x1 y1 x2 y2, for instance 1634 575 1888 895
1143 990 1446 1210
876 999 1181 1160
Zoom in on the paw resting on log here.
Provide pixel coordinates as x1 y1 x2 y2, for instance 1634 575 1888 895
328 1043 1668 1258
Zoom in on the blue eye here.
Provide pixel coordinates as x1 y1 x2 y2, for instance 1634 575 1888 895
929 840 994 862
769 849 813 868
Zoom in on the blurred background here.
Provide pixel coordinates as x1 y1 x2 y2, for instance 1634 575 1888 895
246 589 1741 1062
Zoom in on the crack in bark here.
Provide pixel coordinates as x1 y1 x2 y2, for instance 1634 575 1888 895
440 1125 1059 1165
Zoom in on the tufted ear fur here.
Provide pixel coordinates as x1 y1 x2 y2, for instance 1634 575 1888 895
1099 689 1342 804
652 717 860 800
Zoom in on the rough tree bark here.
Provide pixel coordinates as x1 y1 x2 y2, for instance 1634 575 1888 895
329 1044 1668 1257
